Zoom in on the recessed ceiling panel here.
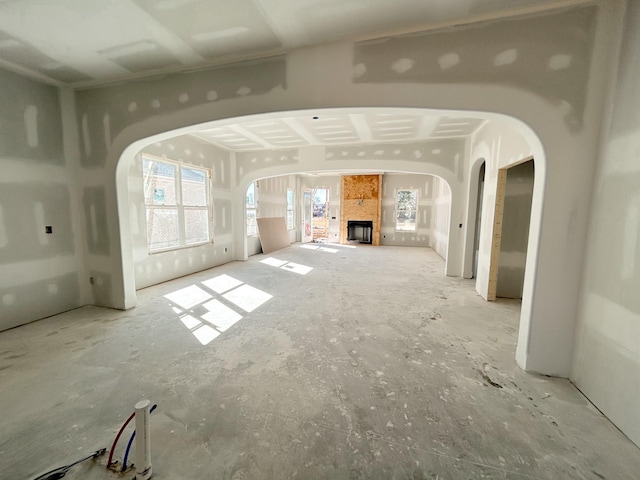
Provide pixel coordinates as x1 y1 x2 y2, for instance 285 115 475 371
100 40 182 73
134 0 281 58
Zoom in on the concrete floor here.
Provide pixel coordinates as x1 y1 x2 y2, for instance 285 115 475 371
1 245 639 480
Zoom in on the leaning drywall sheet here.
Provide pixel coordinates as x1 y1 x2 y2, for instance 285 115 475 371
257 217 290 254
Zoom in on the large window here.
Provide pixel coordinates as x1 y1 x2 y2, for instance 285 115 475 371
246 182 258 236
395 189 418 232
286 188 294 230
143 155 212 252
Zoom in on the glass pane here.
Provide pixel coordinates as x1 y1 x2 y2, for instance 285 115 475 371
246 183 256 208
181 167 207 206
185 208 210 244
247 208 258 236
146 207 179 250
143 159 176 205
396 210 417 231
287 210 294 230
287 189 294 207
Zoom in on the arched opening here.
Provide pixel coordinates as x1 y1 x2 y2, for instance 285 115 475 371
113 107 546 373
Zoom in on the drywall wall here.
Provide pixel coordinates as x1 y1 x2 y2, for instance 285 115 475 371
0 68 87 331
496 160 534 299
71 3 617 381
430 177 451 259
381 174 433 247
572 0 640 446
129 135 233 289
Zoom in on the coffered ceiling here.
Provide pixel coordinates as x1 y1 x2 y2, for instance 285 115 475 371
192 111 486 151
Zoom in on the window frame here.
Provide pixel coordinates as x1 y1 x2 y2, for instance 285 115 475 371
395 188 419 233
286 188 295 230
142 154 213 254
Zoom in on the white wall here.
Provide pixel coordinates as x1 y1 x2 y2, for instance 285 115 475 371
430 177 451 259
572 0 640 446
129 135 234 289
0 70 89 331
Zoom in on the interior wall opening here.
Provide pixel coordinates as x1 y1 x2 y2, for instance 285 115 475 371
488 159 535 301
472 162 486 278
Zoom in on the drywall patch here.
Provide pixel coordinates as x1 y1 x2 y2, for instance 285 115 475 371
179 93 189 103
438 53 460 70
548 54 572 70
391 58 415 74
128 102 138 113
81 113 92 157
494 49 517 67
353 63 367 78
83 187 110 256
24 105 38 148
0 204 7 247
236 86 252 96
206 90 218 101
0 68 63 163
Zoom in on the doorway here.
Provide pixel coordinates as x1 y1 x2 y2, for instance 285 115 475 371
312 188 329 241
302 189 313 243
488 159 535 300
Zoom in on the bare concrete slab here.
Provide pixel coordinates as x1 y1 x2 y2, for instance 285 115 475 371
1 246 638 479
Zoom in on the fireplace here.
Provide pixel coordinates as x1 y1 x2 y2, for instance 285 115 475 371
347 220 373 244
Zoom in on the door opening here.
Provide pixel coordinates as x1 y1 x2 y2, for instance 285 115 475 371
302 189 313 243
488 159 535 300
312 188 329 242
473 162 486 278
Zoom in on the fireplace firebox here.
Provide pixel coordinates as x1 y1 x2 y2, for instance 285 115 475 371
347 220 373 244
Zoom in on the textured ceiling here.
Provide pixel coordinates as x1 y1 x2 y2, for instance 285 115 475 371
0 0 583 88
192 111 486 152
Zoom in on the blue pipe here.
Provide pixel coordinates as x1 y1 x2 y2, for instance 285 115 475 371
121 403 157 472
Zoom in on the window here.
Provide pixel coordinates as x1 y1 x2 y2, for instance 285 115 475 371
246 182 258 236
395 189 418 232
143 155 212 252
286 188 294 230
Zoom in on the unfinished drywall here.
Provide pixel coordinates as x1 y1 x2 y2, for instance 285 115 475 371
496 161 534 299
572 0 640 447
0 68 87 331
129 135 233 289
353 6 597 132
430 177 451 260
381 174 432 247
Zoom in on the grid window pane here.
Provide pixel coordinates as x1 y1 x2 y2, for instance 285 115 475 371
143 159 177 205
185 208 210 244
147 208 179 250
396 189 418 232
182 167 207 206
287 210 294 230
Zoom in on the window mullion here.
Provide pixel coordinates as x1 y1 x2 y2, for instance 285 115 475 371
177 164 185 246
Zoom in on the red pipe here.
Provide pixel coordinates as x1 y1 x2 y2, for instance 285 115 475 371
107 411 135 467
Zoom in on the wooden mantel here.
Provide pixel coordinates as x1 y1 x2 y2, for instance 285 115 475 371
339 174 382 246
